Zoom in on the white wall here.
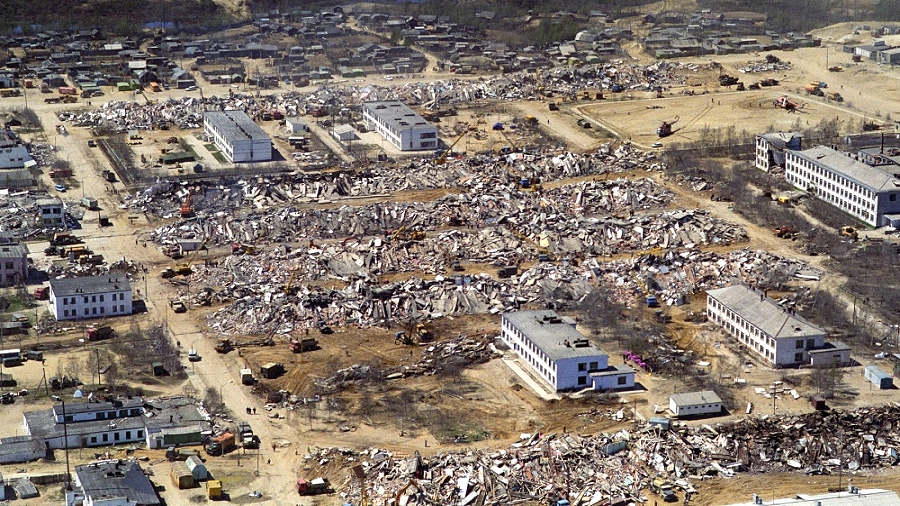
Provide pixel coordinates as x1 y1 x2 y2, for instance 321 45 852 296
669 398 722 416
50 287 132 321
0 145 30 169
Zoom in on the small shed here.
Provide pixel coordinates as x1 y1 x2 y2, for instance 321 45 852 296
13 478 37 499
648 417 672 430
170 461 194 489
260 362 284 379
865 365 893 389
669 390 723 417
186 455 208 480
286 117 308 134
332 124 356 142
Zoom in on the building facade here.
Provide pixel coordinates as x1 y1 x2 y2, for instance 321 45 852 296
0 242 28 286
755 132 801 172
203 110 272 163
669 390 723 417
707 285 851 367
48 275 132 321
0 141 32 170
362 101 439 151
500 310 634 392
36 197 65 228
784 146 900 227
23 399 147 450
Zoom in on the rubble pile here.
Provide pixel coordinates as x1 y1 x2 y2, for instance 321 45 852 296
316 334 499 391
737 60 793 73
0 191 83 240
128 143 664 219
328 404 900 505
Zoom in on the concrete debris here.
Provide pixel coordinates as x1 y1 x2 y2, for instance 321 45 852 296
128 143 664 219
737 60 793 73
325 404 900 506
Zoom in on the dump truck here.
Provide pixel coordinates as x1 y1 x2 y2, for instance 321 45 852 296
804 84 824 96
289 337 318 353
48 168 72 178
86 326 114 341
206 432 236 456
51 232 81 247
58 86 77 95
240 368 254 385
650 478 678 502
296 477 331 495
826 91 843 102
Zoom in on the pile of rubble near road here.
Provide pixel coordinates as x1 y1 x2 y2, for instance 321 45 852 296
328 404 900 506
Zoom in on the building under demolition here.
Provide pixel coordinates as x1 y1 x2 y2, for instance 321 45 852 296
203 110 272 163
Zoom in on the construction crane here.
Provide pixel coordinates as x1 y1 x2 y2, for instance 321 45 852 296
433 131 467 165
180 192 194 218
284 269 299 295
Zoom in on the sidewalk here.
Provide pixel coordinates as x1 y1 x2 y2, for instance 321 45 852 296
500 355 560 401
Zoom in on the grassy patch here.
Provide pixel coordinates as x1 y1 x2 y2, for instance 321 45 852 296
204 144 228 164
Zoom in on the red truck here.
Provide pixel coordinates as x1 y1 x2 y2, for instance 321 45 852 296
58 86 77 95
206 432 236 456
296 477 330 495
49 168 72 178
86 326 114 341
33 287 49 300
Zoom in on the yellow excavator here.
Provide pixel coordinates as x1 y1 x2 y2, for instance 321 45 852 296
173 239 207 276
433 131 467 165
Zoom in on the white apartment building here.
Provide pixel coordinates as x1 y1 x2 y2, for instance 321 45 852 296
784 145 900 227
362 101 439 151
203 110 272 163
0 141 32 169
707 285 850 367
48 275 132 321
500 310 634 392
755 132 801 172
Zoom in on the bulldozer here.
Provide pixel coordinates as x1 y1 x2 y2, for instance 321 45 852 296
215 339 234 354
394 325 434 345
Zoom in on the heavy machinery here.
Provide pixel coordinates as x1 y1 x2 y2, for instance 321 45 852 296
774 96 802 112
390 226 426 241
433 131 467 165
296 477 331 496
657 116 679 138
395 325 434 346
840 226 859 241
735 82 746 91
180 192 193 218
829 65 844 72
759 78 779 86
289 336 319 353
215 338 234 353
173 239 206 276
231 242 257 255
650 477 678 502
719 74 739 86
773 226 799 239
805 84 824 96
826 91 844 102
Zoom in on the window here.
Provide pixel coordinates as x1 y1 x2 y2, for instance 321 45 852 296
419 132 436 139
577 376 587 386
63 310 69 317
114 433 120 441
137 430 144 438
794 352 803 362
112 293 117 301
83 308 88 316
100 307 104 314
102 434 108 442
65 415 73 423
99 295 104 302
578 363 586 372
91 295 96 303
617 376 627 385
892 194 897 202
796 340 804 349
91 436 97 443
92 307 97 315
126 431 131 439
4 262 11 270
589 361 598 371
120 304 125 312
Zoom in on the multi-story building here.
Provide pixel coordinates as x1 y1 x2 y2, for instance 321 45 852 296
203 110 271 163
48 275 132 321
755 132 801 172
784 145 900 227
500 310 635 392
36 197 65 228
0 240 28 286
0 140 32 169
706 285 851 367
362 101 439 151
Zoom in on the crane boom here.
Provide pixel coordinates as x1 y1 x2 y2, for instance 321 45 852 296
433 131 467 165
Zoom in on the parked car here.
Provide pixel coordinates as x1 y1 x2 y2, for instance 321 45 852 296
54 184 67 192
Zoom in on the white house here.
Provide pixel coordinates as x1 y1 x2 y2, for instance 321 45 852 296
784 146 900 227
755 132 801 172
203 110 272 163
362 101 439 151
500 310 635 392
669 390 723 417
706 285 851 367
0 141 32 170
48 275 132 321
23 399 147 450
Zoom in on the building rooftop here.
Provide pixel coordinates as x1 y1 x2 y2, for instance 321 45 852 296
707 285 825 339
364 100 434 131
670 390 722 406
53 398 143 417
76 460 161 506
790 146 900 192
49 275 131 297
0 243 27 258
204 110 270 142
503 310 606 362
759 131 801 149
725 489 900 506
35 197 62 207
25 408 145 441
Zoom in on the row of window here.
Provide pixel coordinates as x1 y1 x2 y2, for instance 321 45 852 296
62 305 126 317
88 429 143 444
61 293 124 305
788 155 875 199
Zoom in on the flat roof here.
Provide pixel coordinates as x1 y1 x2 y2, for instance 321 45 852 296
707 285 824 340
49 275 131 297
789 146 900 193
725 489 900 506
0 243 27 258
670 390 722 406
503 310 607 362
53 398 142 416
363 100 435 132
204 110 270 142
76 460 161 506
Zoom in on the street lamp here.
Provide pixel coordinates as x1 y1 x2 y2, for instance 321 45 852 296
50 395 72 491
